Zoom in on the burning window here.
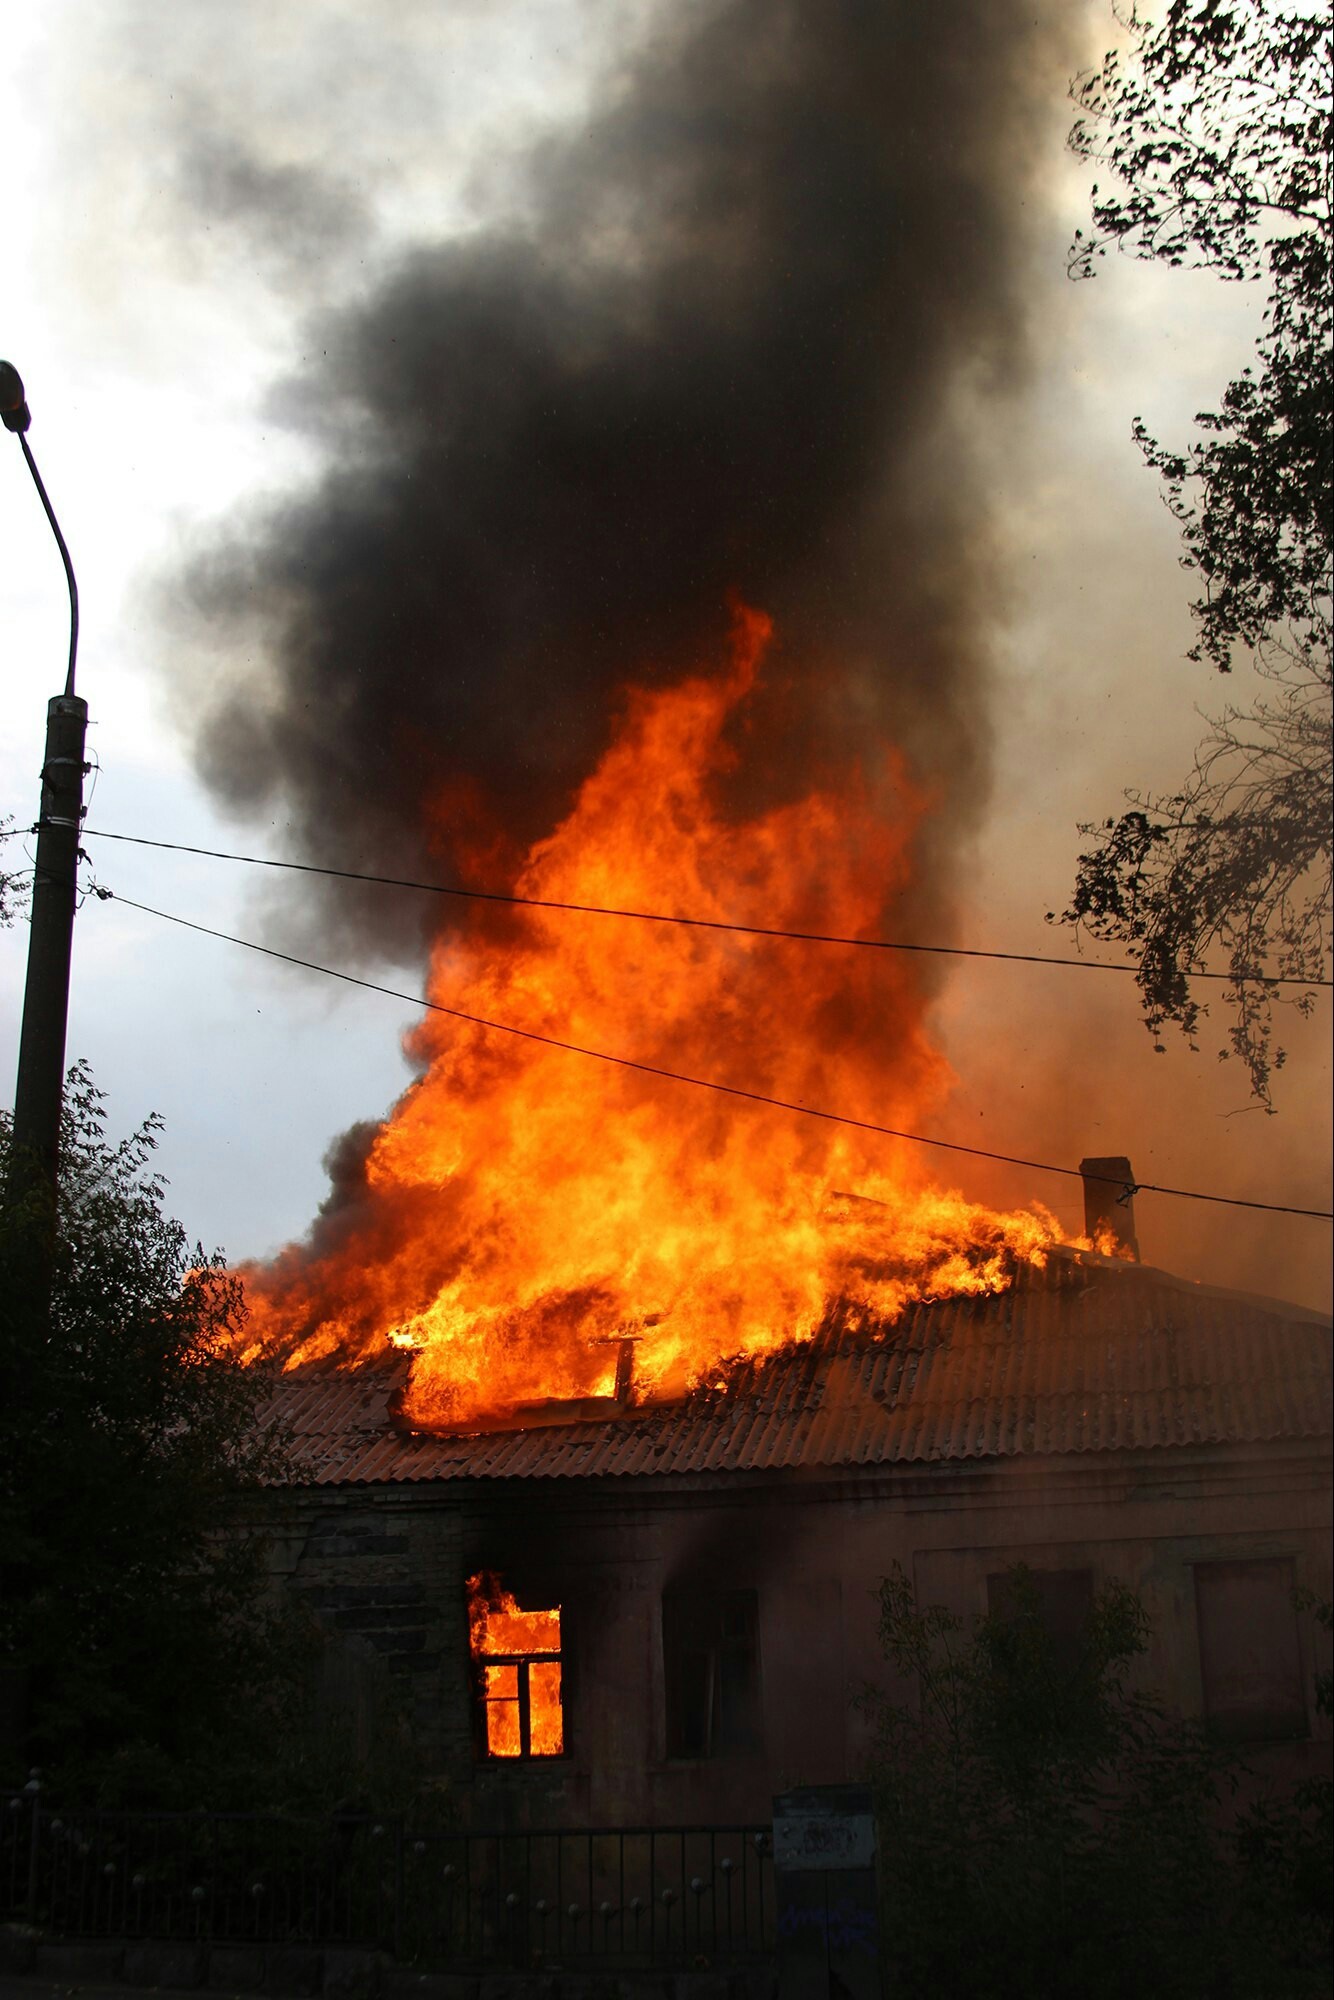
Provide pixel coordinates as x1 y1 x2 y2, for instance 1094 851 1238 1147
1194 1559 1307 1743
467 1570 564 1759
663 1588 762 1758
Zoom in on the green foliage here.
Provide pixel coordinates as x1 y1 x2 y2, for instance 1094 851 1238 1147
0 1065 305 1805
0 815 26 930
2 1066 449 1820
1059 2 1332 1105
1069 0 1330 671
863 1564 1330 1998
1058 671 1329 1105
1233 1594 1334 1971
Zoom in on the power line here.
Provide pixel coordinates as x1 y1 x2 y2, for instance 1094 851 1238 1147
100 886 1334 1222
80 826 1333 989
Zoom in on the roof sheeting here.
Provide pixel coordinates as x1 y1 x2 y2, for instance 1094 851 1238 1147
259 1250 1332 1486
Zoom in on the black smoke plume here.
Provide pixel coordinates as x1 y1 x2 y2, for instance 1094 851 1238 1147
175 0 1057 966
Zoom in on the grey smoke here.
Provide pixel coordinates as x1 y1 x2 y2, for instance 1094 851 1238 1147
176 132 371 280
171 0 1058 968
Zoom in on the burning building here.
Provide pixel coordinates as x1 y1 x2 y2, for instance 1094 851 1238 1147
258 1182 1332 1828
236 605 1092 1434
234 618 1330 1816
170 0 1328 1826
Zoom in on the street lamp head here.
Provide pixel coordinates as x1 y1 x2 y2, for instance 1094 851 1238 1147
0 358 77 697
0 359 32 433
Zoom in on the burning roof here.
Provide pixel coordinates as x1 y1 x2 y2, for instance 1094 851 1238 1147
235 609 1088 1433
258 1249 1332 1487
193 1 1325 1412
182 3 1125 1436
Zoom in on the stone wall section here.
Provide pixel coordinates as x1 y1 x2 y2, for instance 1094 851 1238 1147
263 1489 472 1779
244 1438 1331 1826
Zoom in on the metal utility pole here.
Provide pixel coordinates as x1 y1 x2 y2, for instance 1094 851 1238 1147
2 360 87 1204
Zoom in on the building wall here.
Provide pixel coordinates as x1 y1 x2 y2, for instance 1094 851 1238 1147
265 1489 470 1775
270 1438 1332 1826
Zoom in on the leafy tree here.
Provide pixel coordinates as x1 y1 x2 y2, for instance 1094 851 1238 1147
1234 1593 1334 1967
863 1564 1329 1998
0 814 27 930
0 1065 303 1804
1057 1 1332 1106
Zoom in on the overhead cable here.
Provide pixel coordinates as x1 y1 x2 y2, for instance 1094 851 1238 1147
100 886 1334 1222
79 827 1333 989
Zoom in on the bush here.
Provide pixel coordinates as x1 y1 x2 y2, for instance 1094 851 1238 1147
863 1565 1330 1998
1 1067 302 1804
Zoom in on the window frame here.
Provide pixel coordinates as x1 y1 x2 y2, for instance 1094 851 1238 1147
477 1646 564 1761
467 1572 568 1764
984 1566 1097 1686
1192 1555 1308 1745
662 1585 763 1761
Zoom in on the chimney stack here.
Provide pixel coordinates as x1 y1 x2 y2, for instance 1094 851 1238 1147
1079 1156 1140 1262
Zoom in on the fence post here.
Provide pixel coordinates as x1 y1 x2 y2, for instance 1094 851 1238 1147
392 1816 405 1961
24 1779 41 1920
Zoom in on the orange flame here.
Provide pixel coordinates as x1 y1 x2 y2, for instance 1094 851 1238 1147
467 1571 563 1758
241 605 1074 1425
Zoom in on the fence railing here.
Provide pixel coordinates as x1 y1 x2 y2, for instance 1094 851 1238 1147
2 1792 773 1967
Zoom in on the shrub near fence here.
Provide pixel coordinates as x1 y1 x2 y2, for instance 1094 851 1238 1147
2 1792 774 1969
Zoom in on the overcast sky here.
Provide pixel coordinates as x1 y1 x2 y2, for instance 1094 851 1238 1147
2 0 1329 1314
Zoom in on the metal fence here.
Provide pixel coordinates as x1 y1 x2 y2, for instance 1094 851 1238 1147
2 1791 773 1968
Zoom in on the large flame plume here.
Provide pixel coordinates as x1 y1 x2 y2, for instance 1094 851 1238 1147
240 609 1073 1427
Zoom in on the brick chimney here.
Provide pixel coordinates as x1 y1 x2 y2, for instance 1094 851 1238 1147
1079 1155 1140 1262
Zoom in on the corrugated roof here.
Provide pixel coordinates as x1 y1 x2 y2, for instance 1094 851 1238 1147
259 1250 1332 1486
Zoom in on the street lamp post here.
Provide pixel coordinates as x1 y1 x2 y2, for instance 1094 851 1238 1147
2 361 88 1204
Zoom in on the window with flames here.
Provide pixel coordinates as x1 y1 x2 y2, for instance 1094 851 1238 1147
467 1570 564 1759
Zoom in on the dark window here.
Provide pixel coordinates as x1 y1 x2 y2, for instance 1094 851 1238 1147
1194 1559 1306 1743
663 1588 762 1757
986 1568 1095 1681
